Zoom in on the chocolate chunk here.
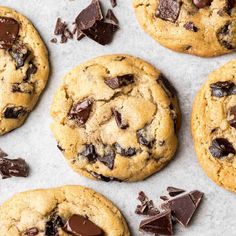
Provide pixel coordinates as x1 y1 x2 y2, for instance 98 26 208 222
69 99 93 125
106 9 119 25
114 143 136 157
0 17 19 50
50 38 57 43
167 186 185 197
23 63 37 81
189 190 204 207
12 82 34 94
81 21 118 45
210 81 236 97
90 171 122 182
9 42 30 69
112 108 129 129
209 138 235 158
139 210 173 235
137 128 154 148
0 156 29 179
160 196 169 201
80 144 98 163
110 0 117 8
192 0 212 8
183 22 198 32
228 105 236 128
24 228 39 236
54 18 67 35
0 148 8 158
97 150 115 169
45 214 64 236
156 0 182 23
157 74 176 98
105 74 134 89
4 106 27 119
63 214 103 236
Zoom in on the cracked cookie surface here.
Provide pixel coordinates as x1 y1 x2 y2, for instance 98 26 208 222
192 59 236 192
0 185 130 235
51 54 180 182
133 0 236 57
0 7 49 135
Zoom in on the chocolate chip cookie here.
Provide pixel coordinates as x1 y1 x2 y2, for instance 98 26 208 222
0 7 49 135
133 0 236 57
0 185 130 235
51 54 180 182
192 60 236 192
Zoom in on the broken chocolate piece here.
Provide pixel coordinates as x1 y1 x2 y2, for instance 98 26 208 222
45 214 64 236
54 18 67 35
106 9 119 25
24 228 39 236
157 74 176 98
80 144 98 163
97 150 115 169
23 63 37 81
228 105 236 128
189 190 204 208
209 138 235 158
4 106 27 119
183 22 198 32
114 143 136 157
0 156 29 179
156 0 182 23
63 214 103 236
90 171 122 182
105 74 134 89
167 186 185 197
0 17 19 50
137 128 154 148
210 81 236 97
69 99 93 125
139 210 173 235
160 196 169 201
110 0 117 8
112 108 129 129
192 0 212 8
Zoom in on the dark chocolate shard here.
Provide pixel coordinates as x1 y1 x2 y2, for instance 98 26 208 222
228 105 236 128
209 138 235 158
69 99 93 125
192 0 213 8
54 18 67 35
156 0 182 23
3 106 27 119
160 196 169 201
81 21 118 45
137 128 154 148
157 74 176 98
105 74 134 89
0 156 29 179
189 190 204 208
114 143 136 157
0 148 8 158
0 17 19 50
183 22 198 32
45 214 64 236
112 108 129 129
110 0 117 8
210 81 236 97
24 227 39 236
23 63 37 81
167 186 185 197
79 144 98 163
90 171 122 182
97 150 115 169
139 210 173 235
63 214 104 236
106 9 119 25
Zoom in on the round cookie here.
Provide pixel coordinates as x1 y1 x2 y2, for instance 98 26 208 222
0 7 49 135
51 54 180 182
192 60 236 192
133 0 236 57
0 185 130 235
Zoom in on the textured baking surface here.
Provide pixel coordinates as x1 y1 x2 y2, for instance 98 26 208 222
0 0 235 235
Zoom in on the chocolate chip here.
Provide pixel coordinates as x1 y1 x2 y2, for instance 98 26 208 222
110 0 117 8
106 9 119 25
3 106 27 119
90 171 122 182
12 82 34 94
105 74 134 89
23 63 37 81
114 143 136 157
63 214 103 236
139 210 173 235
69 99 93 125
156 0 182 23
210 81 236 97
228 105 236 128
192 0 212 8
50 38 57 43
157 74 176 98
97 150 115 169
137 128 154 148
45 214 64 236
0 156 29 179
79 144 98 163
24 228 39 236
0 17 19 49
112 108 129 129
209 138 235 158
183 22 198 32
167 186 185 197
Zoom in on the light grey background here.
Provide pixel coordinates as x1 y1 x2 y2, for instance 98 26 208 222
0 0 235 235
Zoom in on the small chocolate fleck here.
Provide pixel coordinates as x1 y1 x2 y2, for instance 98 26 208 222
110 0 117 8
112 108 129 129
50 38 57 43
192 0 213 8
167 186 185 197
228 105 236 128
57 144 65 152
45 214 64 236
24 227 39 236
183 22 198 32
3 106 27 119
79 144 98 163
106 9 119 25
160 196 169 201
114 143 136 157
105 74 134 89
210 81 236 97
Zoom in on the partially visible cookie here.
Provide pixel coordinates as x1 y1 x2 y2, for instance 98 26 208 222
192 60 236 192
133 0 236 57
51 54 180 182
0 185 130 236
0 7 49 135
